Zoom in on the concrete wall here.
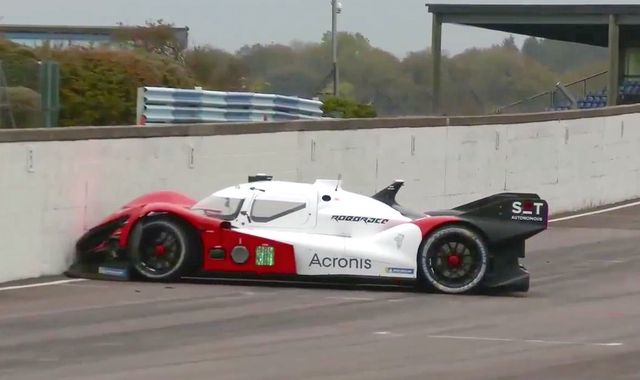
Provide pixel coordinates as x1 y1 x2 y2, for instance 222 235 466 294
2 106 640 283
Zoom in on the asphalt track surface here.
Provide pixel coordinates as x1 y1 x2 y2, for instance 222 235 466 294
2 207 640 380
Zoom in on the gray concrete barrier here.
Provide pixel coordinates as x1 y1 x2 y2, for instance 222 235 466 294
2 104 640 283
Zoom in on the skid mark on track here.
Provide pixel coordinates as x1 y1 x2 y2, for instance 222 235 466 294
325 296 376 301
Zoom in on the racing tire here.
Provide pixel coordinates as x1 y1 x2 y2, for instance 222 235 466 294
417 225 489 294
128 215 200 282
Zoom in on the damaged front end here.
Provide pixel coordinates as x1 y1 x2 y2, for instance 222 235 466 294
65 214 133 281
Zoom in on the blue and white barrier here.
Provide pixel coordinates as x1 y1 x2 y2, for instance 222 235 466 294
136 87 325 125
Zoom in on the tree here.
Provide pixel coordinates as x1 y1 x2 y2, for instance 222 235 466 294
236 43 297 79
236 42 328 96
317 32 412 115
184 46 248 91
521 37 607 74
500 35 519 51
451 45 557 114
114 19 186 61
263 65 324 98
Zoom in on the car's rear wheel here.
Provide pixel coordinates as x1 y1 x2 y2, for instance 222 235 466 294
128 215 200 281
417 225 488 294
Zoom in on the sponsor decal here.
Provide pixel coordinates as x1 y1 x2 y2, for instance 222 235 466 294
309 253 372 270
98 266 128 278
511 201 545 222
255 245 275 266
385 267 414 275
394 233 405 249
331 215 389 224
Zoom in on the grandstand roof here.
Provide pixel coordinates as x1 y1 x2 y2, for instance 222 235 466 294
426 3 640 47
425 2 640 113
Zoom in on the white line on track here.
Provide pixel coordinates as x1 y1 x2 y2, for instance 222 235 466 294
426 335 623 347
549 200 640 223
0 279 87 292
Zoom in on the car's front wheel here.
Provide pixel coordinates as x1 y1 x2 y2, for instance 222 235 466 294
417 225 488 294
128 215 200 281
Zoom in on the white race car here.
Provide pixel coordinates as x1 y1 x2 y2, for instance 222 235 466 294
70 175 548 294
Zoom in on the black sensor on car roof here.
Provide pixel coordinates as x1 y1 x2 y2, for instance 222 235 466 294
248 174 273 182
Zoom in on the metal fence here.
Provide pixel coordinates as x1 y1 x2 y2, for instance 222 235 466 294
495 71 608 114
0 58 60 129
0 58 40 128
136 87 325 125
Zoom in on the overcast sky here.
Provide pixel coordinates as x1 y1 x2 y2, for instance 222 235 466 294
0 0 634 58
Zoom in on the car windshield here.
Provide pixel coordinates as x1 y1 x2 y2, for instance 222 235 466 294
191 195 244 221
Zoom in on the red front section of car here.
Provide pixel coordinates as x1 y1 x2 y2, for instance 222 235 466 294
200 228 297 274
75 191 298 277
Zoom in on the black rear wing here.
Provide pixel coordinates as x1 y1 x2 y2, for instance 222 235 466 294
454 192 541 211
372 182 549 243
452 193 549 244
454 193 549 226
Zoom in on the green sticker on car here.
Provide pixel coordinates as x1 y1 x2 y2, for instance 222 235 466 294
256 245 275 266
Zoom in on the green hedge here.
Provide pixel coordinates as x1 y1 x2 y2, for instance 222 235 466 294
47 48 195 126
1 38 198 127
321 96 377 118
0 39 40 90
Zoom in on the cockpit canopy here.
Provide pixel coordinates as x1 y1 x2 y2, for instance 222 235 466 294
191 195 245 221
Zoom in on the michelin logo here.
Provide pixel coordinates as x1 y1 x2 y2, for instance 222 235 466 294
98 266 128 278
385 267 414 275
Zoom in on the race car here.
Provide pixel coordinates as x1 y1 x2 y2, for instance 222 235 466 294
67 175 548 294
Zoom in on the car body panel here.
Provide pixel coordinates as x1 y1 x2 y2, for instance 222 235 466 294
230 222 424 278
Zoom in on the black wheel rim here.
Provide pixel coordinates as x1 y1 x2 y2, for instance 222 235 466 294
136 224 183 276
425 236 483 290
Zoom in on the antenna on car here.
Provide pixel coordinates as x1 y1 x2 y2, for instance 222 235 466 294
335 173 342 191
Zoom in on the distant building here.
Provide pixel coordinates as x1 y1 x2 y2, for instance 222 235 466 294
0 24 189 50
